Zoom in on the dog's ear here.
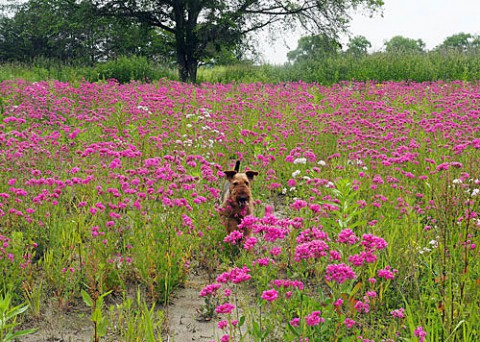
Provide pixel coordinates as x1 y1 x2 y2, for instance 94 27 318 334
234 160 241 172
245 171 259 180
224 170 237 181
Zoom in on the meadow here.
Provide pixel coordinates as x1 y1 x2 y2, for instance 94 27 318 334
0 78 479 341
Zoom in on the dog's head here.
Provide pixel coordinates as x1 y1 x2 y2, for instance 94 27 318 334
224 170 258 208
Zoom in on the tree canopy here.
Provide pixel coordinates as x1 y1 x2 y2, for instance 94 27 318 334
0 0 174 64
436 32 480 52
346 35 371 56
91 0 384 82
287 34 342 63
384 35 425 53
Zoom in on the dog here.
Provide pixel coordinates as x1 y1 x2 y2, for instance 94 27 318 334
219 160 258 239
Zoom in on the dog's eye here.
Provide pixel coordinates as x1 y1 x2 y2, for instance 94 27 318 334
245 181 249 186
233 181 239 186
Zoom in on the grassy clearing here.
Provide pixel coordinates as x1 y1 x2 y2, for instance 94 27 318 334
0 79 479 341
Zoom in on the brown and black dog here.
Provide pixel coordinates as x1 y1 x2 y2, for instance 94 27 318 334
219 160 258 239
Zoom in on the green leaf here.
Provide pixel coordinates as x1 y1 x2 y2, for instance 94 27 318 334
91 308 102 321
81 290 93 307
6 304 29 321
6 328 37 341
261 329 270 339
252 321 261 336
287 322 301 336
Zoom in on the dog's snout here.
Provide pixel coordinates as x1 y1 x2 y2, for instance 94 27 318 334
238 195 249 203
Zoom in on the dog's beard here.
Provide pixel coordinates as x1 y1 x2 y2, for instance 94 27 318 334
238 200 246 208
238 197 249 208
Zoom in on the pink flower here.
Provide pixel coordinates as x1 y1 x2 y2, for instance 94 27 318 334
199 283 222 297
261 289 278 302
290 317 300 327
215 303 235 314
216 266 251 284
325 263 357 284
271 279 304 290
390 308 405 319
294 240 329 261
296 227 329 244
291 199 308 210
337 229 359 244
243 237 257 250
334 298 344 307
223 231 243 244
220 334 231 342
414 326 427 342
361 234 388 251
217 320 228 329
305 311 324 326
253 257 274 267
270 246 282 256
377 265 398 280
354 300 370 313
343 318 356 328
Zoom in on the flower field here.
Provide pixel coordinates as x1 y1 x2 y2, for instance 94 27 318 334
0 79 479 341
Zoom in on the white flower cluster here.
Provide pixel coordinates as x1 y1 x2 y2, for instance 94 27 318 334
453 178 480 197
418 238 439 254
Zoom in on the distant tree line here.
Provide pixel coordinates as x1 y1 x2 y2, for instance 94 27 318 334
287 32 480 63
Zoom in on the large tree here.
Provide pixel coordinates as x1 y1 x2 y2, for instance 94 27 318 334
91 0 383 82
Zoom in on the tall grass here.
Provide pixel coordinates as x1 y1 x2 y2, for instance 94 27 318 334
1 50 480 84
198 50 480 84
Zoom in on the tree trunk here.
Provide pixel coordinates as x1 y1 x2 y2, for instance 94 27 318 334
173 0 200 83
176 38 198 83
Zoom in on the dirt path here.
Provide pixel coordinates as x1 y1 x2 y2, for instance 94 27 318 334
164 270 219 342
18 270 225 342
19 309 93 342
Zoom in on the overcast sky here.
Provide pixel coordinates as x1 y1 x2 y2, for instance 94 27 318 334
261 0 480 64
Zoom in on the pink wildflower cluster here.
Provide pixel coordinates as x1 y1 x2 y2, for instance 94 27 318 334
325 263 357 284
296 226 329 244
223 230 243 244
361 234 388 251
390 307 406 319
337 229 359 244
199 283 222 297
216 266 251 284
414 326 427 342
238 206 303 242
261 289 279 302
305 310 325 326
377 265 398 280
294 240 329 262
270 279 305 290
215 302 235 314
